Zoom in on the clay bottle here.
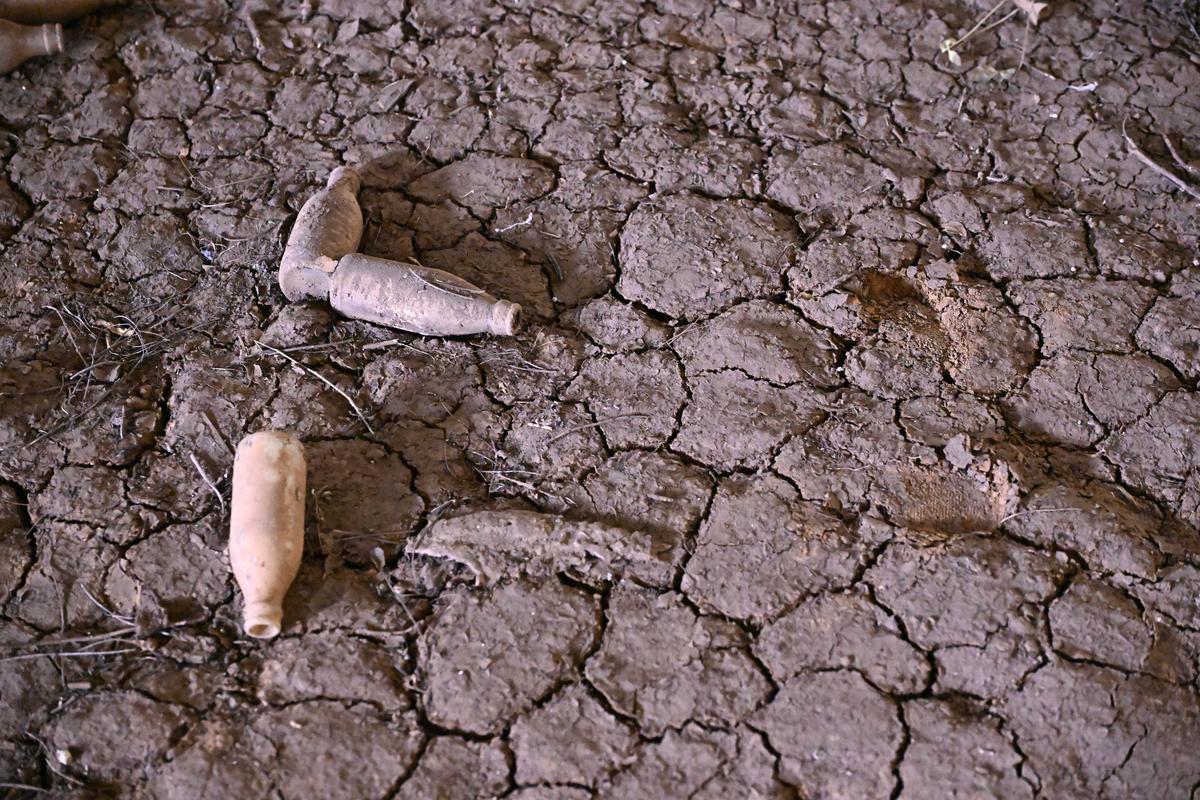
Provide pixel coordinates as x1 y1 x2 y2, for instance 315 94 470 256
229 430 306 639
329 253 522 337
279 166 363 303
0 0 124 24
0 19 62 74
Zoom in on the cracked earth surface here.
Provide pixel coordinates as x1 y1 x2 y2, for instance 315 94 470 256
1 0 1199 796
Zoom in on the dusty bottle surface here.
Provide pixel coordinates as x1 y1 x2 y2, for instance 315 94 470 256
229 430 306 639
279 166 364 302
0 0 124 23
330 253 522 337
0 19 62 74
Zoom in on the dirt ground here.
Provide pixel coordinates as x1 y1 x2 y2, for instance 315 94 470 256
1 0 1199 796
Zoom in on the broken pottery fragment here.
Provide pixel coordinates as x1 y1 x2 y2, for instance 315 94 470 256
330 253 522 337
0 0 124 23
279 166 364 302
229 430 306 639
0 18 62 74
405 509 668 586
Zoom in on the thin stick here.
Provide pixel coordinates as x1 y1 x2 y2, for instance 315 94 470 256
256 342 375 434
998 507 1076 524
189 452 226 513
0 648 143 663
1162 132 1200 179
494 211 534 234
546 413 651 444
1123 121 1200 201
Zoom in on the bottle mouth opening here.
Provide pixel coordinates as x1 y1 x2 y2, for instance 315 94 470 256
492 301 522 336
243 602 283 639
246 620 280 638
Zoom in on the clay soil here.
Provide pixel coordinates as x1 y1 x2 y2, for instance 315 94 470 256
2 0 1200 797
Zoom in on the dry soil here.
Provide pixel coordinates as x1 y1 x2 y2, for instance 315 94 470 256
1 0 1199 797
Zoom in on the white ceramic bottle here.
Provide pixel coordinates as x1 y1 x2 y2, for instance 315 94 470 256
228 430 306 639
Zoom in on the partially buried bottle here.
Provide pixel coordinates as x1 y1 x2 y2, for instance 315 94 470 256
278 166 364 302
228 430 306 640
330 252 522 337
0 0 125 23
0 18 62 74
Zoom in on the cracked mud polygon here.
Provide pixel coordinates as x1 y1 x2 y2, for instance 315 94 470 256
2 0 1199 797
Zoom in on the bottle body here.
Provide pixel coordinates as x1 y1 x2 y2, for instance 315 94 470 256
330 253 521 337
279 166 363 302
0 19 62 74
229 430 306 639
0 0 124 23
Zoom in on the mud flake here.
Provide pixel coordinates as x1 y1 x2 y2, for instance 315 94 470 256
13 521 120 630
766 144 898 221
901 699 1033 800
1136 295 1200 383
1050 578 1152 672
510 684 636 787
408 156 555 218
418 579 597 735
617 193 797 319
569 450 712 588
1002 663 1200 799
1104 391 1200 527
868 535 1062 694
567 296 671 353
753 670 902 799
396 736 510 800
283 563 428 635
254 630 409 708
106 521 229 620
1009 278 1155 353
254 703 423 800
1004 352 1104 447
674 370 825 470
562 350 684 449
756 590 930 694
360 339 480 425
0 486 30 603
8 140 120 202
422 232 554 319
1133 564 1200 630
1003 481 1163 578
1079 353 1179 429
671 299 840 386
602 724 784 799
585 584 769 736
406 509 668 587
682 475 874 621
0 176 31 237
49 691 193 782
867 535 1063 650
306 439 424 562
976 211 1093 280
922 272 1037 395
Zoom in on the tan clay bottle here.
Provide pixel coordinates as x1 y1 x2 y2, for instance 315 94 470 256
329 253 522 336
0 0 124 23
229 430 306 639
0 19 62 74
279 166 364 302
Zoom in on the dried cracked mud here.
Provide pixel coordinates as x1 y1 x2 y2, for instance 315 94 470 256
1 0 1199 797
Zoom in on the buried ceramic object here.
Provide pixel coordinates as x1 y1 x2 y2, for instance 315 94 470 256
0 19 62 73
330 252 522 337
0 0 124 23
278 166 364 302
229 430 306 639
